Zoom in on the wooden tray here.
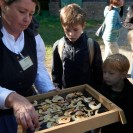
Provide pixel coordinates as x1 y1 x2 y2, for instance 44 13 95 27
21 84 126 133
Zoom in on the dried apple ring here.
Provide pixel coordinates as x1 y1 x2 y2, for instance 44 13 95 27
56 116 71 124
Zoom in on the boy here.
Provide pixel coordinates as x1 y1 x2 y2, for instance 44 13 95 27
51 3 103 91
99 53 133 133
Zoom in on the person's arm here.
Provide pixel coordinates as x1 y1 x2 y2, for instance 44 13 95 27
34 34 55 93
0 86 15 109
0 87 39 131
5 92 39 131
51 40 63 89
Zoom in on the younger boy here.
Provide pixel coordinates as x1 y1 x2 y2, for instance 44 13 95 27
99 53 133 133
51 3 103 90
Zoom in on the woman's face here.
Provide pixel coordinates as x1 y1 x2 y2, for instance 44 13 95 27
1 0 36 37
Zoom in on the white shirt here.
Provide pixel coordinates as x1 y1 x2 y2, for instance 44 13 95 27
0 27 55 109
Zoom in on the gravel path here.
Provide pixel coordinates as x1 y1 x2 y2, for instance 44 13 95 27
118 27 129 46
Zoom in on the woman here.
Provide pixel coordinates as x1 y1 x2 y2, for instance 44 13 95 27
0 0 55 132
102 0 124 60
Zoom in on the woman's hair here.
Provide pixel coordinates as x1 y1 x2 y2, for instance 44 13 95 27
108 0 122 10
103 54 130 73
0 0 40 14
60 3 86 27
127 30 133 43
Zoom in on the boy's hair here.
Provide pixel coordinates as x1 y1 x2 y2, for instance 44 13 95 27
60 3 86 27
127 30 133 43
103 54 130 73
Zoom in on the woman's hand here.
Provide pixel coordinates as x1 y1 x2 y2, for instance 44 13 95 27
5 92 39 131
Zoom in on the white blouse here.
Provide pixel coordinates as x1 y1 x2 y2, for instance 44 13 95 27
0 27 55 109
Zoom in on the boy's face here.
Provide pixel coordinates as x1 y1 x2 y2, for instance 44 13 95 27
103 66 125 86
62 23 85 42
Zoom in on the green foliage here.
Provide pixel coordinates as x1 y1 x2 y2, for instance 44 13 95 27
86 19 103 28
36 16 63 47
36 15 102 46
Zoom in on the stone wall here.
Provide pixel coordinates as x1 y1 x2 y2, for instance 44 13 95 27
83 2 106 20
49 1 133 20
49 2 60 16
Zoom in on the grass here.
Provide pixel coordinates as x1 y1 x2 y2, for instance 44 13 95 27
35 13 103 71
38 17 63 46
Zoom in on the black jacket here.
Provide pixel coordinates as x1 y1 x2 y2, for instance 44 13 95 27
52 33 103 90
99 78 133 133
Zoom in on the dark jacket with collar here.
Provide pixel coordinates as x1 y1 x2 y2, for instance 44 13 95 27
52 33 103 91
99 78 133 133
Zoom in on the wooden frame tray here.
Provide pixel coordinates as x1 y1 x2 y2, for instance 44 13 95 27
23 84 126 133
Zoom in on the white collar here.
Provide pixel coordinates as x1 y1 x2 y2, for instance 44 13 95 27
1 27 24 54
